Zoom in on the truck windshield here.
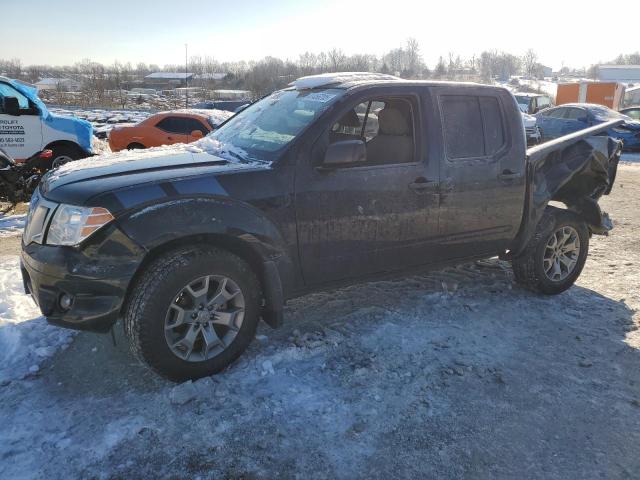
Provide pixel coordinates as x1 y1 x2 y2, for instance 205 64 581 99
205 88 343 163
514 95 530 107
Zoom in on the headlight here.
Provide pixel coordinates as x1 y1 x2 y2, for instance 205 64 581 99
47 204 114 246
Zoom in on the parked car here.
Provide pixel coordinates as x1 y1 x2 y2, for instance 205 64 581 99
22 73 622 381
514 92 553 114
521 112 541 145
108 109 232 152
535 103 640 151
0 77 93 168
620 106 640 121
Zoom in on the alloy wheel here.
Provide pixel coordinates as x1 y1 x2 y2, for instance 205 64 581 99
164 275 245 362
543 226 581 282
52 155 73 168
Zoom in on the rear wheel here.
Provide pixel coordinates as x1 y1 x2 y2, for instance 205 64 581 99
124 246 261 381
512 208 589 295
127 142 145 150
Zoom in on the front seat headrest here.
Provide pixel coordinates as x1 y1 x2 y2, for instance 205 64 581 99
377 108 410 136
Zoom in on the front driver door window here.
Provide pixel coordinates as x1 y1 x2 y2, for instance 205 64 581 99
0 82 43 160
184 118 210 141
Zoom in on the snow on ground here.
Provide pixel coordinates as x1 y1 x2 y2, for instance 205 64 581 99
0 214 26 238
518 79 559 97
0 166 638 478
0 256 75 383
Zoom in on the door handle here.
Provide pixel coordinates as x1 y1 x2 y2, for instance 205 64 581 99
498 169 522 180
409 177 437 194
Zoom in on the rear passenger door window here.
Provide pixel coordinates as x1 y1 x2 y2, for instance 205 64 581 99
440 95 505 159
480 97 505 155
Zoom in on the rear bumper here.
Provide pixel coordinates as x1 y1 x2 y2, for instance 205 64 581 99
20 227 144 333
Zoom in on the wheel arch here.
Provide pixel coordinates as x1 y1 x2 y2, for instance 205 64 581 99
122 232 287 330
44 140 86 158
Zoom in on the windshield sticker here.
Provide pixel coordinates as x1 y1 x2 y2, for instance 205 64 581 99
304 92 338 103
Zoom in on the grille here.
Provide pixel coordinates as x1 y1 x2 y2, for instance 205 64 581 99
525 126 540 137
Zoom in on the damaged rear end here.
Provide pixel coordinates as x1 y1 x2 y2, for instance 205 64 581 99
511 119 624 256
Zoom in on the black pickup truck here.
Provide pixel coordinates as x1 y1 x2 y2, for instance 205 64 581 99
20 73 623 381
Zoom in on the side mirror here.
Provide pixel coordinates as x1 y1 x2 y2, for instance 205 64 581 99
191 130 204 139
2 97 20 116
320 139 366 169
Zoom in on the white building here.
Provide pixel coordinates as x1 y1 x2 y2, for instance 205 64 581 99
597 65 640 83
35 77 81 91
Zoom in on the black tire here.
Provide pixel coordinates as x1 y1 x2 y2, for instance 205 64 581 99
126 143 145 150
512 208 589 295
124 246 261 381
49 144 82 170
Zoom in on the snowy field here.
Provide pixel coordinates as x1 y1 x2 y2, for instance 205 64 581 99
49 107 151 139
0 164 638 478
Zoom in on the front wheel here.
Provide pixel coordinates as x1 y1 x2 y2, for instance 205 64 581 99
124 246 261 381
512 208 589 295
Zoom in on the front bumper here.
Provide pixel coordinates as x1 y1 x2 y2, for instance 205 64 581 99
20 225 145 333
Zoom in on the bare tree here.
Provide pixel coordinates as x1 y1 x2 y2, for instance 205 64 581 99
405 37 421 77
435 56 447 78
328 48 347 72
522 48 538 77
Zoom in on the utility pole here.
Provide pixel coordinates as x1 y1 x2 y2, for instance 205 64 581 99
185 43 188 109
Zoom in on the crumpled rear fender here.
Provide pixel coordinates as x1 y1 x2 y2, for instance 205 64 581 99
511 120 624 255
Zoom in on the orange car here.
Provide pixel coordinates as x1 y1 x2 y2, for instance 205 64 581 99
108 109 231 152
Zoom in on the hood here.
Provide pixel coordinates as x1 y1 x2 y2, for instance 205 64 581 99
40 142 269 205
44 113 93 152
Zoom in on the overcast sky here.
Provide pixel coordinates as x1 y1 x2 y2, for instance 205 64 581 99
7 0 639 70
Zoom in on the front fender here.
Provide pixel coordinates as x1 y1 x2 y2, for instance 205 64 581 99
115 196 295 328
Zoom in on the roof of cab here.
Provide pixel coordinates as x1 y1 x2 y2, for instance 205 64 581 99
289 72 497 92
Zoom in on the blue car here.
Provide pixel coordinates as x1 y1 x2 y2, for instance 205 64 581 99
535 103 640 151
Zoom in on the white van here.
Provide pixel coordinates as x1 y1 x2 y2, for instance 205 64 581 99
0 77 93 168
